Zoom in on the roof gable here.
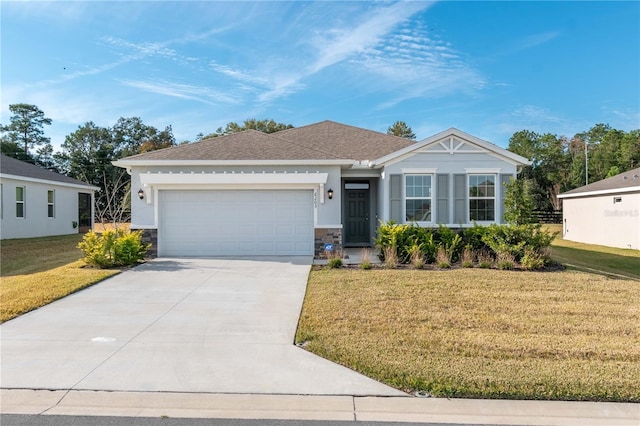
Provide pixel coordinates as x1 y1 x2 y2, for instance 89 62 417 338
0 154 96 188
374 128 532 166
558 167 640 198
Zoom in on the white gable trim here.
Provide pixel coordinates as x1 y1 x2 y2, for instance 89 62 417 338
374 128 531 167
0 173 99 191
557 186 640 199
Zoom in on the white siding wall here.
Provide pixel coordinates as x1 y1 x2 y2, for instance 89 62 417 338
129 165 343 230
562 192 640 250
0 177 83 239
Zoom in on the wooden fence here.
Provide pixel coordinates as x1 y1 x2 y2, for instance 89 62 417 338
533 210 562 224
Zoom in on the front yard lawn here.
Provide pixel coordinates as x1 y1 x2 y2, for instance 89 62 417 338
0 234 120 323
296 239 640 402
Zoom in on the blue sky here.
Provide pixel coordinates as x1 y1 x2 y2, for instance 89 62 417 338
2 1 639 151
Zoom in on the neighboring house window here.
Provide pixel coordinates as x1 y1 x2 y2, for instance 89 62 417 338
16 186 25 218
469 175 495 221
405 174 432 222
48 190 55 218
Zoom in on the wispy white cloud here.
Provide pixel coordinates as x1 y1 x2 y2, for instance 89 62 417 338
119 79 239 106
510 104 565 124
208 62 268 86
101 36 178 60
492 31 560 58
351 21 485 108
257 2 433 103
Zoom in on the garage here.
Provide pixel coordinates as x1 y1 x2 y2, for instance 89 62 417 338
159 189 314 256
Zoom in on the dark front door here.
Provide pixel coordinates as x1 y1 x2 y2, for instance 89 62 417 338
345 189 370 245
78 193 92 233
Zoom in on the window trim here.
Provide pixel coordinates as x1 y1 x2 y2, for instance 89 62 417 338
468 174 496 223
403 173 434 224
48 189 55 218
16 186 25 219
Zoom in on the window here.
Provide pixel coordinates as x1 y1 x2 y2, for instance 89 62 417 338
405 174 432 222
16 186 25 218
469 175 495 221
48 190 55 218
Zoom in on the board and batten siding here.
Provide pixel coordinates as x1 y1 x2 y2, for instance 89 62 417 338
383 152 520 226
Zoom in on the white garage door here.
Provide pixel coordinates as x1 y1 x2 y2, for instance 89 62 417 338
159 190 314 256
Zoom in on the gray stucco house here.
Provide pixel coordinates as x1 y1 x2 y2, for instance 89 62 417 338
0 154 98 240
558 167 640 250
114 121 531 258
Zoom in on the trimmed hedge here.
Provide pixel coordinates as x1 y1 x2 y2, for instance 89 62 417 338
374 221 558 270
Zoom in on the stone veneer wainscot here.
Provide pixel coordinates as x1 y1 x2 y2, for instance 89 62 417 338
314 227 343 258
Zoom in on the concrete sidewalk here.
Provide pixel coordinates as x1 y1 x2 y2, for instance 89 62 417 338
2 389 638 425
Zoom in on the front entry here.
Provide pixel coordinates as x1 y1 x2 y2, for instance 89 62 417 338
344 185 370 246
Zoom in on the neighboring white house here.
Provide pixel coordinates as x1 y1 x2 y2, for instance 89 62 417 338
557 167 640 250
0 154 99 240
113 121 531 258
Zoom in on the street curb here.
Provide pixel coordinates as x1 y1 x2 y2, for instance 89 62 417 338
2 389 639 425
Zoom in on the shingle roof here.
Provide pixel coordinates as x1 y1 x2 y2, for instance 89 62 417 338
119 120 416 162
0 154 96 188
559 167 640 197
276 121 415 160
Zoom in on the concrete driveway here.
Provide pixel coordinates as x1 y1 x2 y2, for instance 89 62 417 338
0 258 403 396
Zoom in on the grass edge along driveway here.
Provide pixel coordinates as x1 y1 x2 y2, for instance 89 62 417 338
296 237 640 402
1 234 120 323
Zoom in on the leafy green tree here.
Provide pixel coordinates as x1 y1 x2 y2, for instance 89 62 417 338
503 178 536 225
0 104 52 156
0 139 35 162
59 117 176 224
387 121 416 140
112 117 175 156
509 124 639 211
203 118 293 138
59 122 125 224
508 131 570 210
618 130 640 170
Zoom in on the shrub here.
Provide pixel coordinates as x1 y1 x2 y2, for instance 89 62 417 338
461 246 475 268
434 226 463 262
463 223 490 252
360 248 373 270
497 252 516 270
327 257 343 269
409 245 425 269
374 221 436 264
521 248 546 270
78 229 149 268
383 246 399 269
361 261 372 270
436 246 451 268
481 223 556 263
477 249 493 269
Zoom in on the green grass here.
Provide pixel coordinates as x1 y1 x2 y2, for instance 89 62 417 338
1 234 88 276
0 234 120 323
297 232 640 402
545 224 640 280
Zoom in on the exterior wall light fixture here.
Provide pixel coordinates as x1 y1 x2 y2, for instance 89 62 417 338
327 188 334 199
137 188 145 200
